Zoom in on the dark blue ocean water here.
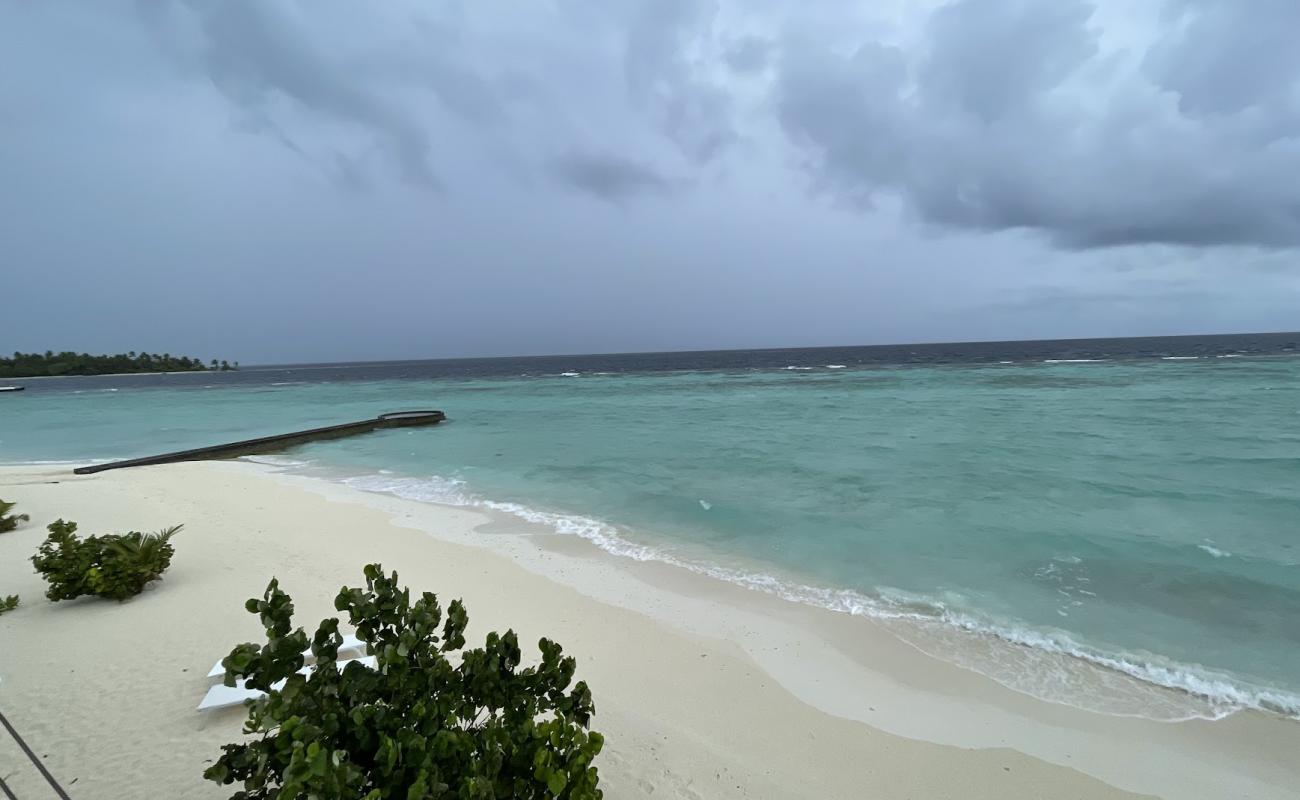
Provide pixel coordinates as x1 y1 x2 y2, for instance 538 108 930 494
8 331 1299 394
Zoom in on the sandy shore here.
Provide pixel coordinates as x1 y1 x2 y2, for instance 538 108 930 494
0 463 1295 799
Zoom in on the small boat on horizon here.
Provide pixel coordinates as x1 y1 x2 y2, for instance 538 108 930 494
0 386 25 392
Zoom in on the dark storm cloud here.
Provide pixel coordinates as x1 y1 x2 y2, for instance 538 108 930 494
138 0 735 196
194 1 439 187
553 152 673 201
138 0 511 189
777 0 1300 249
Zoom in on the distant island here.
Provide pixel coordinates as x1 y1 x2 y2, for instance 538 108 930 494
0 351 237 378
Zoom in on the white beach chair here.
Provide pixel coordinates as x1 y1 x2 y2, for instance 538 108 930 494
197 654 378 711
205 633 368 679
196 677 286 711
197 671 298 712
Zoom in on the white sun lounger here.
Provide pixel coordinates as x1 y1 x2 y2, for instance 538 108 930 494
205 633 367 679
197 656 377 711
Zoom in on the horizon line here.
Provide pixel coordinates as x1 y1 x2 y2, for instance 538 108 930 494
240 329 1300 369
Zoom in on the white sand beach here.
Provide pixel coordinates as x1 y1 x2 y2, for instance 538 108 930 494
1 462 1296 799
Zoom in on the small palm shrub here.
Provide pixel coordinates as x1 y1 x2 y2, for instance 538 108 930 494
0 498 28 533
0 595 17 615
31 519 182 601
205 564 604 799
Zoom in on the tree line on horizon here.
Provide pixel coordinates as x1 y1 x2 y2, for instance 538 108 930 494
0 351 237 378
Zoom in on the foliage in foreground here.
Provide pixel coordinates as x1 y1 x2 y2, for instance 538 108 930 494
0 499 29 533
0 595 17 615
31 520 183 601
205 564 604 800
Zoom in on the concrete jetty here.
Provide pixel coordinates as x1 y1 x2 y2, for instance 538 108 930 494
72 410 445 475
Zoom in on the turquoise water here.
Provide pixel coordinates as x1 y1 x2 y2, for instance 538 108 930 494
3 357 1299 717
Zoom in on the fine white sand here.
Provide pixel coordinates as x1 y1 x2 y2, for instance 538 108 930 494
0 462 1295 799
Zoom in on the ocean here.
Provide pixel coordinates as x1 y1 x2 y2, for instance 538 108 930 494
3 331 1299 720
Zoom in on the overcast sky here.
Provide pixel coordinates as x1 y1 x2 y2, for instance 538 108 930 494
2 0 1298 364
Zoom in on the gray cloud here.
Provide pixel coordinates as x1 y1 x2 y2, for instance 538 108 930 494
777 0 1300 249
621 0 737 163
137 0 1300 249
138 0 517 189
1144 0 1300 118
553 152 673 200
724 36 772 75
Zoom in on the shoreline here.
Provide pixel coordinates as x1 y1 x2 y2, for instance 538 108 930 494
1 462 1296 798
289 465 1300 795
321 461 1297 724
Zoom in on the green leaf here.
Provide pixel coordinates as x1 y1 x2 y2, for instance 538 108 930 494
547 770 567 795
31 519 180 602
204 563 605 799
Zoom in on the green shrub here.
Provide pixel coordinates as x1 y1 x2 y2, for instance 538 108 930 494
0 595 17 615
0 498 29 533
31 519 182 601
205 564 604 799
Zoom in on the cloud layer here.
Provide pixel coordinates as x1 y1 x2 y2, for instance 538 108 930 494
2 0 1298 362
129 0 1300 248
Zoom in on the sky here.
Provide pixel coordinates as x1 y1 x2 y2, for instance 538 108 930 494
2 0 1298 364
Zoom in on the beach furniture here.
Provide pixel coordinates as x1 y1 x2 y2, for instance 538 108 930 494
198 655 377 711
204 633 366 679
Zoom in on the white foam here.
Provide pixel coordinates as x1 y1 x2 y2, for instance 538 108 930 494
559 372 581 377
343 473 476 507
699 500 712 511
1042 359 1107 364
783 366 814 371
934 611 1300 719
1198 544 1232 558
1162 356 1199 361
241 455 313 468
825 364 847 369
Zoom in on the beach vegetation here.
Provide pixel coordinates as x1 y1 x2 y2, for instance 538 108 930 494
0 499 29 532
31 520 183 601
0 595 17 615
0 351 236 378
205 563 604 799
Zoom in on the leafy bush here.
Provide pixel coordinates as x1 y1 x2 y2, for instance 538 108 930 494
205 564 604 799
0 595 17 615
31 519 182 601
0 499 29 533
